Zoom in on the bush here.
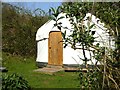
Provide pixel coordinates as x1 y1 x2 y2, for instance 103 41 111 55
2 73 30 90
79 70 102 89
2 3 49 56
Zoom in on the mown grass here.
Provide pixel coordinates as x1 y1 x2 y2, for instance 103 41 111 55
2 53 80 88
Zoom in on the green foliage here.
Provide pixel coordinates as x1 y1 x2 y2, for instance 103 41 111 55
62 2 120 50
93 2 120 62
2 3 49 56
52 2 120 89
79 70 102 89
2 73 30 90
50 6 64 30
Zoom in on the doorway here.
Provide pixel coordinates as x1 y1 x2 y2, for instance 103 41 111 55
48 31 63 66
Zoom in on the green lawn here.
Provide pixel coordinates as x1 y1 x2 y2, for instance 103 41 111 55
2 53 80 88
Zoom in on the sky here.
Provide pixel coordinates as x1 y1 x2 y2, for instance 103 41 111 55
2 1 62 12
2 0 119 12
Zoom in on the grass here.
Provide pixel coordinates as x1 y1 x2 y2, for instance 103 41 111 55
2 52 80 88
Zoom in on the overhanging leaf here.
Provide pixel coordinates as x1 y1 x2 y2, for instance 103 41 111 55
57 16 65 21
89 24 95 29
50 7 56 14
57 26 61 30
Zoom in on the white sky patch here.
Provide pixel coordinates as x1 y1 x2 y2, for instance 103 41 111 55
1 0 119 2
1 0 63 2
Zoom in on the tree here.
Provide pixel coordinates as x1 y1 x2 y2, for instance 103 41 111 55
51 2 120 89
2 3 49 56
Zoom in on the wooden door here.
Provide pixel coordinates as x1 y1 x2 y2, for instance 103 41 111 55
48 31 63 66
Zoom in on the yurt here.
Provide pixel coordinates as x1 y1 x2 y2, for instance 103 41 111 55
36 13 114 68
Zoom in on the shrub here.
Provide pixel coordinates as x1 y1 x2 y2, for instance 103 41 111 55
2 73 30 90
2 3 49 56
79 70 103 89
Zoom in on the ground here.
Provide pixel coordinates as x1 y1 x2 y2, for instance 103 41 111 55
2 52 80 88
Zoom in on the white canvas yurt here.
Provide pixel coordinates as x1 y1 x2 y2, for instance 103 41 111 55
36 13 114 68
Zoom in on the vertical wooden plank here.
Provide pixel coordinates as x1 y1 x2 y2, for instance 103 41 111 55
48 33 50 64
58 32 63 65
48 31 63 66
